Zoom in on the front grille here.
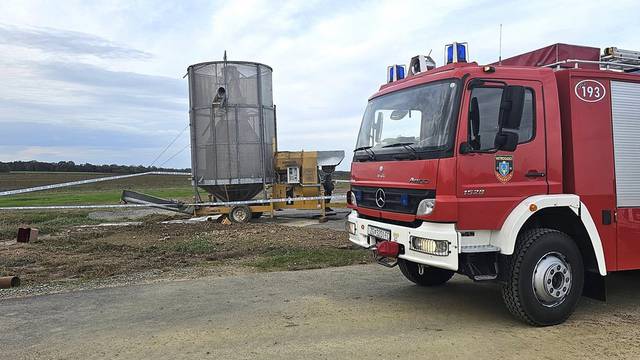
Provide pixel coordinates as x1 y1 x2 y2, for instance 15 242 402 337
351 186 435 214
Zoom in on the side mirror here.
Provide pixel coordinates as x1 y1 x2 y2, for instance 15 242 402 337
498 85 525 130
494 131 519 152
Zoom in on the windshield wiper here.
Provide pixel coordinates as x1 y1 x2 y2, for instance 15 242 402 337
382 142 418 158
354 146 377 161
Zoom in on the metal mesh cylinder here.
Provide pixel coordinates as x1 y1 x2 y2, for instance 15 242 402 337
187 61 276 201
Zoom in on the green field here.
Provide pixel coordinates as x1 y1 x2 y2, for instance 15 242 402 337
0 171 350 207
0 172 193 207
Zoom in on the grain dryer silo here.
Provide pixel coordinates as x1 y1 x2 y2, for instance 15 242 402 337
184 54 345 223
187 58 276 202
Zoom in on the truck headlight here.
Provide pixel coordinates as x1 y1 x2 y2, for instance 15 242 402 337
416 199 435 215
410 236 449 256
347 190 357 206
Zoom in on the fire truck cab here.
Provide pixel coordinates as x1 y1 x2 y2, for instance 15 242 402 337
347 43 640 326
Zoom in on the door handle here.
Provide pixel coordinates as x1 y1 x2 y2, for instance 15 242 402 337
525 170 546 178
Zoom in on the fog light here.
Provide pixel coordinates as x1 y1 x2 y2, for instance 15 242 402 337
346 221 357 235
410 236 449 256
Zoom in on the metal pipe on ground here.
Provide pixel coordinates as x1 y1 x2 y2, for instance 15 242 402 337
0 276 20 289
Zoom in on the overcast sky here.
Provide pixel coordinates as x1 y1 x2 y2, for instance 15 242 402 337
0 0 638 170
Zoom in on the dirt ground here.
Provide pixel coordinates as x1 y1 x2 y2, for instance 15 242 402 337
2 265 640 360
0 210 368 296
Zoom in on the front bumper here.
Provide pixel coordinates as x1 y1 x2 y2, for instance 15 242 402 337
347 211 459 271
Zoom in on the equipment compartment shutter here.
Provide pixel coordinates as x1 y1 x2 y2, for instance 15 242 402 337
611 81 640 207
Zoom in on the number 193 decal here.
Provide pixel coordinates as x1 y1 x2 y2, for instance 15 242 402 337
575 79 606 103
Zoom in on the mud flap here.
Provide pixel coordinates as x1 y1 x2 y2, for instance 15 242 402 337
583 270 606 301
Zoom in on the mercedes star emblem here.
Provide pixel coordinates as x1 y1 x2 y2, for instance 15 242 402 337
375 188 386 208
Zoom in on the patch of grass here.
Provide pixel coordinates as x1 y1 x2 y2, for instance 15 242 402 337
249 248 370 271
165 234 218 254
80 241 138 254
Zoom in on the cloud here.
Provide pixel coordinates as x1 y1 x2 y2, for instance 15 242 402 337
0 60 187 135
0 19 188 167
0 23 152 59
0 0 638 170
35 62 180 94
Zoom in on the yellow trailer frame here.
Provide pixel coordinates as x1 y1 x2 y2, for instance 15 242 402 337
193 188 346 223
194 150 346 223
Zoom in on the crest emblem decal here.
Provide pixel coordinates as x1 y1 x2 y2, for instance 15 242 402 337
495 155 514 183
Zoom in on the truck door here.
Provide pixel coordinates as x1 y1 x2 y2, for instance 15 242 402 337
456 80 547 230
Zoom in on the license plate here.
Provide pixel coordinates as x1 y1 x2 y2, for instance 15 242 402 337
367 225 391 241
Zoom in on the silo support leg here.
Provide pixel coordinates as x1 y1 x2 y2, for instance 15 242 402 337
319 190 328 223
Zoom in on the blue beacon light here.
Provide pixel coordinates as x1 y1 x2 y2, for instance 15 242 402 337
400 193 410 207
445 42 468 64
387 64 407 83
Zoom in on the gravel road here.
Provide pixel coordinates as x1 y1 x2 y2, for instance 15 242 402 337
2 265 640 359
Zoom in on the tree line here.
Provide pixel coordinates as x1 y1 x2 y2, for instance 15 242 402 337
0 161 190 174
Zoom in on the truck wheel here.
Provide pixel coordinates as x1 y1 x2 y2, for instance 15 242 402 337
501 228 584 326
398 259 454 286
229 205 252 223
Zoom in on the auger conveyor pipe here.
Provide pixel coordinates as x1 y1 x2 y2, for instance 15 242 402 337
120 190 193 214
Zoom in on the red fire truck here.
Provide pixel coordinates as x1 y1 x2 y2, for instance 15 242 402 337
346 43 640 326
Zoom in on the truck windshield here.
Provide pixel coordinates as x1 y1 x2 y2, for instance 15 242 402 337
355 79 460 160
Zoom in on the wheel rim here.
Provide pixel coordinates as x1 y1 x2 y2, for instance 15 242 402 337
532 252 572 307
232 208 249 222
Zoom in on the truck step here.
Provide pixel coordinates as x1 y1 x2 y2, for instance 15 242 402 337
460 245 501 253
473 274 498 281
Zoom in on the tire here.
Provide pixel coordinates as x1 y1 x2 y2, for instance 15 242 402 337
251 212 263 219
229 205 252 223
398 259 454 286
501 228 584 326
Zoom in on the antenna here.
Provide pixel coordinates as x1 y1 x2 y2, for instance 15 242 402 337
498 24 503 65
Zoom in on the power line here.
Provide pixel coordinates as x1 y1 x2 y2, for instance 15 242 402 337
149 124 189 167
159 143 190 168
